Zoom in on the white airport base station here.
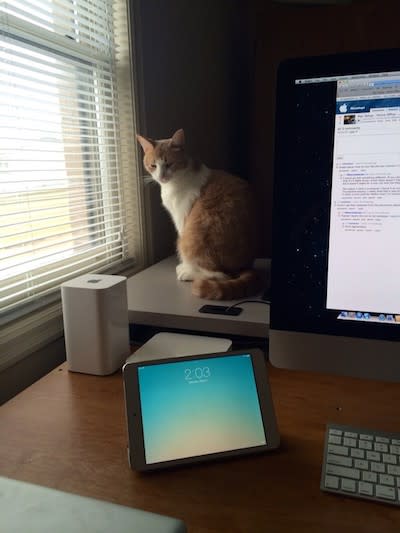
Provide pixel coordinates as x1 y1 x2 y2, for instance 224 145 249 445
61 274 130 375
126 255 270 340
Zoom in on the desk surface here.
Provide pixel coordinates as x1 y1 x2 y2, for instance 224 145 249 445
1 359 400 532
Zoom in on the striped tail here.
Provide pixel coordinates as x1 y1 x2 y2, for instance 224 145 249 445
192 269 263 300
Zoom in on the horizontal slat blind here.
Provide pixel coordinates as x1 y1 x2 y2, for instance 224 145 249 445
0 0 144 367
1 0 114 54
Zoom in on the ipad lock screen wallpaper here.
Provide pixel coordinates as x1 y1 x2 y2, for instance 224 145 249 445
137 354 266 464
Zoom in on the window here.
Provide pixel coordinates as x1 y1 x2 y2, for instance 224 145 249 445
0 0 144 369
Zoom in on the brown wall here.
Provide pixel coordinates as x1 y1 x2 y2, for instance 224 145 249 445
248 0 400 256
134 0 251 175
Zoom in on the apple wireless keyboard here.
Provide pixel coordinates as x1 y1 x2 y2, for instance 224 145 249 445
321 423 400 506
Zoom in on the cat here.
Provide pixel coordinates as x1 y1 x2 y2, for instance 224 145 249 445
137 128 262 300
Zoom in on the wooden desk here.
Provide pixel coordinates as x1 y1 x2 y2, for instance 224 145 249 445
1 361 400 533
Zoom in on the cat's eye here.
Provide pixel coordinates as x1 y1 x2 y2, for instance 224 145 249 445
150 163 156 169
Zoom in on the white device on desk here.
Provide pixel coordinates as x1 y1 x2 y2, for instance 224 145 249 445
126 332 232 363
321 424 400 506
123 348 280 472
61 274 130 375
1 476 186 532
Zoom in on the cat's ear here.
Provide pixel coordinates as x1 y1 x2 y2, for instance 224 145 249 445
136 134 154 154
170 129 185 151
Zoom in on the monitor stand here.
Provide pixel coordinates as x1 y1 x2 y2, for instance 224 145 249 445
126 255 270 342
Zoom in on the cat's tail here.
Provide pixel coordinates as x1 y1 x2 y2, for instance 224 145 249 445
192 269 263 300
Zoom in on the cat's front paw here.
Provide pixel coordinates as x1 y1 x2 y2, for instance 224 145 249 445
176 263 196 281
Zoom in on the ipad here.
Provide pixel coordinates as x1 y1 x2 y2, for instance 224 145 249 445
123 348 280 471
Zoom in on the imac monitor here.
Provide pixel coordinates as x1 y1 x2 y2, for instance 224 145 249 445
270 48 400 382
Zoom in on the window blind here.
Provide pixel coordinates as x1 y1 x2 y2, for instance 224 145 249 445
0 0 144 367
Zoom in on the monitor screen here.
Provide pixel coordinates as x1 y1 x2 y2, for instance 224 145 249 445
270 49 400 381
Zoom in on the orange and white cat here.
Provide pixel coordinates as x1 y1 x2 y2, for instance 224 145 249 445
137 129 261 300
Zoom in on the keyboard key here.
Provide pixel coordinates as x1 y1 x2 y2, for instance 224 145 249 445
392 439 400 446
375 436 390 444
351 448 365 459
360 434 374 441
328 435 342 445
359 440 372 450
375 485 396 500
327 454 352 467
388 465 400 476
344 431 358 438
354 459 368 470
397 477 400 487
329 429 343 436
326 464 360 480
358 481 374 496
374 443 388 453
371 462 386 473
382 454 397 465
325 475 339 489
343 437 357 447
390 445 400 455
328 444 348 456
362 471 377 483
366 451 380 461
380 474 395 486
341 478 356 492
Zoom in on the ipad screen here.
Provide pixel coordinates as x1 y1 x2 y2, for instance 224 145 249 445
137 353 267 464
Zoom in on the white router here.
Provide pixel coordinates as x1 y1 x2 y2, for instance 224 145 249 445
61 274 130 375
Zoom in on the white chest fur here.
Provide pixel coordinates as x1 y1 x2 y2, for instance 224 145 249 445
160 165 210 235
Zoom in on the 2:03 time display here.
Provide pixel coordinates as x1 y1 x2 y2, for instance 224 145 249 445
184 366 211 382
